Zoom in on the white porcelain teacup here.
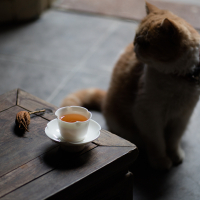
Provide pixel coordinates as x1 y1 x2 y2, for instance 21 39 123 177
55 106 92 143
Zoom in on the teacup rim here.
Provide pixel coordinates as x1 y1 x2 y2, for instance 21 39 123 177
55 106 92 124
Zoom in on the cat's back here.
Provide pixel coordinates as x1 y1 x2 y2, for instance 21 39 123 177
108 43 144 93
102 43 144 134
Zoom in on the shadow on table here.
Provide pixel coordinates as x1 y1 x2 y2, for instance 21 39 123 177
42 144 92 171
13 124 26 137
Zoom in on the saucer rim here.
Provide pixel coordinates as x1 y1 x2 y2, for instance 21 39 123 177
45 119 101 145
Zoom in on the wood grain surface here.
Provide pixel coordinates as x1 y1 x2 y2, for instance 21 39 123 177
0 143 97 198
0 89 17 112
0 106 55 177
17 89 58 121
0 89 138 200
1 146 135 200
93 129 136 147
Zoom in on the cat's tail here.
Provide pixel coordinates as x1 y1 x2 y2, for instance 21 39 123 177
60 88 106 111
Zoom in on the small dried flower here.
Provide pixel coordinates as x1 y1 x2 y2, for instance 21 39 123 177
15 109 45 132
16 111 30 131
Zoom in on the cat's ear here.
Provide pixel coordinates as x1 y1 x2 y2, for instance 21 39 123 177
161 18 177 34
145 2 160 15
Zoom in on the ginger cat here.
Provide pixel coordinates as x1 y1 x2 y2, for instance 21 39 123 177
61 2 200 170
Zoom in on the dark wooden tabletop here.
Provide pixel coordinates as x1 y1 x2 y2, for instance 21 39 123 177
0 89 138 200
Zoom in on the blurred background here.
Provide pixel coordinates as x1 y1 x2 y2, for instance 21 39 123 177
1 0 200 199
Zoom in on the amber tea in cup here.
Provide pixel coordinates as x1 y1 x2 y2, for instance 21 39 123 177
55 106 92 143
60 113 88 123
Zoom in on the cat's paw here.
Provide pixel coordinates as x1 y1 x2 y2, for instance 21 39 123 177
149 156 172 171
169 147 185 165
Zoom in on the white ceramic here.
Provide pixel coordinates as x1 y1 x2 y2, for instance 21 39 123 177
45 119 101 152
55 106 92 143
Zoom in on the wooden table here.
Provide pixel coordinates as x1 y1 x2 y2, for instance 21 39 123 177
0 89 138 200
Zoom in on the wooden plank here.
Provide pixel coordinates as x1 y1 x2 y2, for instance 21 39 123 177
0 106 55 177
1 146 136 200
0 89 138 199
48 162 134 200
54 0 200 30
17 89 58 121
0 1 13 23
66 172 134 200
0 143 97 198
0 89 17 112
48 171 133 200
17 89 136 147
0 148 55 198
94 129 137 147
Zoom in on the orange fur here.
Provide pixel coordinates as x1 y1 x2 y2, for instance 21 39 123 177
135 2 200 66
61 2 200 170
60 88 106 111
102 44 144 137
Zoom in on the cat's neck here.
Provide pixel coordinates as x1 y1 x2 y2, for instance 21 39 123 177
145 47 200 76
145 62 200 86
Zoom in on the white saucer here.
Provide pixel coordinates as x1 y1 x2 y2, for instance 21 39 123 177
45 119 101 152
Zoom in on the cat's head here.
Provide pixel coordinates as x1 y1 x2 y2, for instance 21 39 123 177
134 2 200 75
